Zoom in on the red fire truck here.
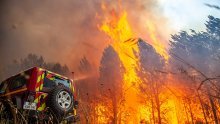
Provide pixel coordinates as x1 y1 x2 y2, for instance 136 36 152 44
0 67 79 123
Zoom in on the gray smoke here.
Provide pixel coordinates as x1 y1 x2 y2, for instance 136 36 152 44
0 0 162 72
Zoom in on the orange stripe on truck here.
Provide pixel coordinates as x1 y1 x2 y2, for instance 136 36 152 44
0 88 27 97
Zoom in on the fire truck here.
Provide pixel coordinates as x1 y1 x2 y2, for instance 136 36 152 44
0 67 79 123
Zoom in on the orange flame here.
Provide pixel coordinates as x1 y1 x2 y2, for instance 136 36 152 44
100 11 139 85
145 20 169 60
98 2 204 124
99 10 149 123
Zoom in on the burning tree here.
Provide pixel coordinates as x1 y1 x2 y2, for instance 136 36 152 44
135 39 170 123
75 56 99 123
169 15 220 123
98 45 125 123
98 3 172 123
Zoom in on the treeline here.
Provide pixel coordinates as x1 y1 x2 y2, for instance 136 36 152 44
0 54 70 82
0 15 219 123
77 15 220 123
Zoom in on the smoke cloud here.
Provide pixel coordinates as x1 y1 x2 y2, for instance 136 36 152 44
0 0 170 72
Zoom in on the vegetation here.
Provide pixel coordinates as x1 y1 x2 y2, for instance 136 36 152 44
0 53 70 82
1 15 220 123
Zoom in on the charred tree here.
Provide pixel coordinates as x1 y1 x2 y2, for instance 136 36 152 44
135 39 166 124
99 45 125 123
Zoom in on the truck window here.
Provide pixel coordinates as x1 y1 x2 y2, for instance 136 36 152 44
0 82 8 94
43 73 70 89
43 77 56 88
8 69 32 91
9 76 27 91
54 77 70 88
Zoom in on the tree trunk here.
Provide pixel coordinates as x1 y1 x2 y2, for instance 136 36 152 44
151 98 155 124
197 91 208 124
183 100 190 124
188 99 194 124
208 94 218 124
155 90 161 124
112 93 118 124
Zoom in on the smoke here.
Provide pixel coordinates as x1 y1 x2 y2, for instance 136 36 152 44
0 0 169 72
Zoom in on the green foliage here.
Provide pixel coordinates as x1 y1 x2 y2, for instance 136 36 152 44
169 15 220 124
169 16 220 76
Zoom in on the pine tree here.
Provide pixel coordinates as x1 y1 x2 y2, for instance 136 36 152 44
99 45 125 124
136 39 166 124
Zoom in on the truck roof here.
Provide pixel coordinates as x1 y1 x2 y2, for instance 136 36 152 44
1 67 71 84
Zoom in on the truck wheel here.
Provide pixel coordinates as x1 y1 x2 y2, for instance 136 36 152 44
46 86 74 121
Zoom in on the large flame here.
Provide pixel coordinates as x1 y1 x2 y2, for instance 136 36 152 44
100 11 142 123
97 3 204 124
100 11 139 85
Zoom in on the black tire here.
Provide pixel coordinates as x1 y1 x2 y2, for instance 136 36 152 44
46 86 74 121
